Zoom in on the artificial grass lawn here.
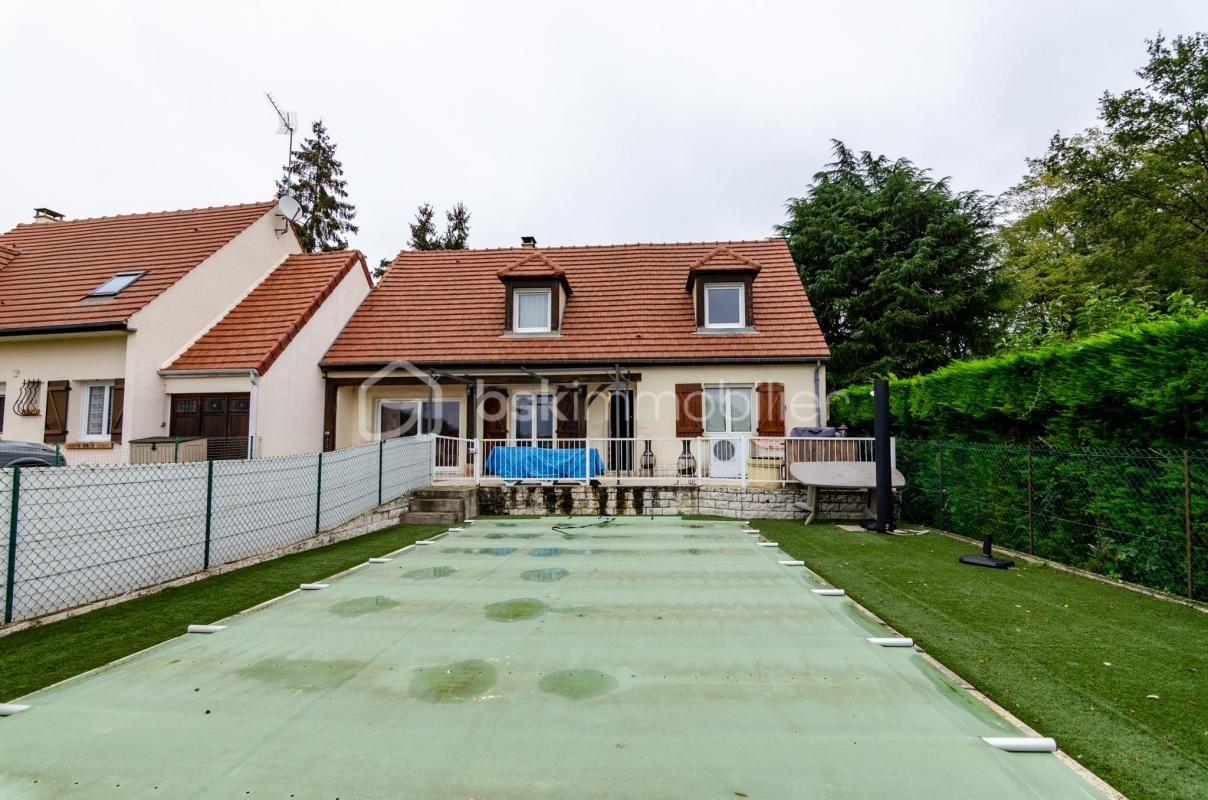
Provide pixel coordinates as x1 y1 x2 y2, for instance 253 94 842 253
759 520 1208 800
0 523 444 702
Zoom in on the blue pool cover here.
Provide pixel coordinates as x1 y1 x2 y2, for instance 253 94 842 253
483 446 606 479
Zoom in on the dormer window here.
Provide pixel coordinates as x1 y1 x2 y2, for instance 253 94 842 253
704 283 744 329
88 271 144 298
514 288 552 333
498 249 570 335
686 246 762 332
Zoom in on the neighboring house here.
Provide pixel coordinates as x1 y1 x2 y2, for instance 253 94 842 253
0 202 371 462
321 238 829 480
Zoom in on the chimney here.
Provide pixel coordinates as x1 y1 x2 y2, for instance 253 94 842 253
520 235 537 248
33 208 65 224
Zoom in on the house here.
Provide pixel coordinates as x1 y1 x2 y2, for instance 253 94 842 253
321 238 830 481
0 202 371 463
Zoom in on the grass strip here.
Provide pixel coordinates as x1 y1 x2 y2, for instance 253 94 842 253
759 520 1208 800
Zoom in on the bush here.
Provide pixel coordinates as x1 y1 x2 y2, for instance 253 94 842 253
831 316 1208 448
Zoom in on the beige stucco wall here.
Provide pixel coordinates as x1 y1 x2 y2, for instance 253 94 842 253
124 209 300 441
634 363 825 437
255 264 371 456
0 333 127 448
330 362 826 449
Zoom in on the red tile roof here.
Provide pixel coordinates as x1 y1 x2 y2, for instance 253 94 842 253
323 239 828 367
0 202 277 333
497 251 567 280
167 250 370 374
688 245 764 274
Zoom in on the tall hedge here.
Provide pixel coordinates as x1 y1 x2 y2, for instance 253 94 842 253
830 316 1208 448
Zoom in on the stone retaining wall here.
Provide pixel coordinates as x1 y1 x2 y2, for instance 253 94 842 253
475 484 881 520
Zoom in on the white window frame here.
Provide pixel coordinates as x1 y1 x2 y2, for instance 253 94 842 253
375 398 463 442
703 385 754 435
513 288 552 333
79 382 113 442
513 391 555 443
703 283 745 329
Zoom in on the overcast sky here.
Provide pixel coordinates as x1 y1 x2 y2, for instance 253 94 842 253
2 1 1204 263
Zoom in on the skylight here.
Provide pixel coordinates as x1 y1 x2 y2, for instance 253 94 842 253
88 271 144 297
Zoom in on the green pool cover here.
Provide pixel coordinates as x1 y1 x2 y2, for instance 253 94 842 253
0 517 1106 798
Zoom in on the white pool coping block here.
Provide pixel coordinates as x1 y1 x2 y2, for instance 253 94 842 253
982 737 1058 753
868 637 914 647
0 704 30 717
778 560 805 566
448 527 465 532
812 589 846 596
416 540 435 545
757 542 779 547
299 583 329 591
186 624 226 634
367 557 392 564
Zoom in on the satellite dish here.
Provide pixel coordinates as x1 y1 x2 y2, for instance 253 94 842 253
276 196 302 220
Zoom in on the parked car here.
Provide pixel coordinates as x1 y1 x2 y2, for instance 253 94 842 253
0 440 66 468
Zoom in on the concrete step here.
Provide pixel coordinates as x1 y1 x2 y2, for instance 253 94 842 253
411 497 465 513
398 510 462 525
413 487 476 500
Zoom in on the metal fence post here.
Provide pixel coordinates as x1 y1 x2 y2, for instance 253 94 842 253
5 466 20 625
174 436 180 464
203 459 214 570
378 439 385 506
1185 450 1193 598
1027 447 1034 554
315 452 324 534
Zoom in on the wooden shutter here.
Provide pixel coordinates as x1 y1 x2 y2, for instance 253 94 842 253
44 380 70 444
556 388 586 441
109 379 125 443
756 382 785 436
675 383 703 437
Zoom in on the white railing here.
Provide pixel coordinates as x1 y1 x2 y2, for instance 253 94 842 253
431 435 891 487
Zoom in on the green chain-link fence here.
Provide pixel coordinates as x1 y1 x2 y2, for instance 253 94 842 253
898 439 1208 601
0 437 433 625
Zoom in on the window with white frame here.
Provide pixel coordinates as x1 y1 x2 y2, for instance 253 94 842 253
378 399 461 439
704 283 744 328
80 382 114 441
513 288 552 333
703 386 753 434
514 392 555 442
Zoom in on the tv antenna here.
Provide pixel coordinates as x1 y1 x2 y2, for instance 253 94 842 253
265 92 298 180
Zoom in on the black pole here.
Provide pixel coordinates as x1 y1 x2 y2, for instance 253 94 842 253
861 379 894 533
873 379 893 530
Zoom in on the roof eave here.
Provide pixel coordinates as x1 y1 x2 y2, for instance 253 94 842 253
321 355 830 372
0 321 130 339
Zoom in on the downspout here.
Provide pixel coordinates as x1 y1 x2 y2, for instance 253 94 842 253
813 360 823 427
248 370 261 457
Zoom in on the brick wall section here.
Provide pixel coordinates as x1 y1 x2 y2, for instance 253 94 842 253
475 485 885 520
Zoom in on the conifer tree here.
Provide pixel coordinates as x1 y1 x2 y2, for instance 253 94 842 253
276 120 358 252
408 202 471 250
